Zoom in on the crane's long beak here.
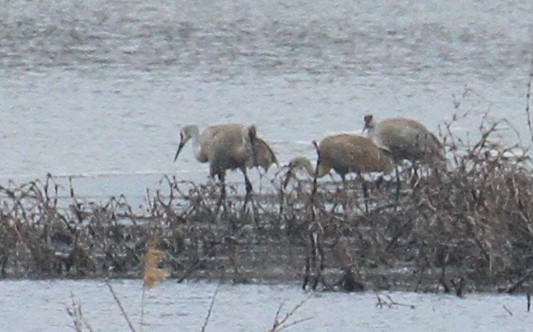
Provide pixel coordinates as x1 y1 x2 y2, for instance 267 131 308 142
173 142 185 162
362 115 373 134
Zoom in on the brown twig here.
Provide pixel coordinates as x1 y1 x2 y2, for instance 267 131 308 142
105 279 136 332
66 292 95 332
201 284 220 332
375 293 415 309
268 296 313 332
525 44 533 142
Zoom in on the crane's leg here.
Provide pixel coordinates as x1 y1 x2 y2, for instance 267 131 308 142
395 165 400 202
241 168 258 225
410 162 420 189
217 171 226 210
339 175 349 214
242 169 253 207
359 173 369 214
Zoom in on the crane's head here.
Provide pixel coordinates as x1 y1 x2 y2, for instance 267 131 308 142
174 125 198 162
282 157 311 188
283 156 330 188
362 114 376 135
287 157 313 172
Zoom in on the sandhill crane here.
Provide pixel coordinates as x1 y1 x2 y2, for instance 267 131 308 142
173 124 277 205
363 114 445 198
363 115 445 165
287 134 394 212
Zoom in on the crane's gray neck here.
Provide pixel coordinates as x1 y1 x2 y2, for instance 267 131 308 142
189 129 203 160
290 157 328 177
183 125 202 160
363 115 376 138
365 126 375 139
300 158 316 176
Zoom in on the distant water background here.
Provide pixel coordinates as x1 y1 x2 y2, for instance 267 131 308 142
1 0 532 203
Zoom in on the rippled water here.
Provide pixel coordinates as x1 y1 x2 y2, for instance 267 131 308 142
1 0 532 201
0 280 531 331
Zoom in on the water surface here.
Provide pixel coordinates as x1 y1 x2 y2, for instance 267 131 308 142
0 280 531 331
1 0 532 202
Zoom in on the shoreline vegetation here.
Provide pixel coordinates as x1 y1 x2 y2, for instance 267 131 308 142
0 115 532 298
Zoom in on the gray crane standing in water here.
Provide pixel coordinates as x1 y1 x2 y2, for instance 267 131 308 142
363 115 445 164
363 114 445 198
286 134 394 212
174 124 277 206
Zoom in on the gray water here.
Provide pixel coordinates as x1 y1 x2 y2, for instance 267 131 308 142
1 1 532 330
0 280 531 331
1 0 532 199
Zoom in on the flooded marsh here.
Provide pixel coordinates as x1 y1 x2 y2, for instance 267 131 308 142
1 0 533 330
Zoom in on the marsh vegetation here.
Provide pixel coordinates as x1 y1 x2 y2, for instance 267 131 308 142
1 117 531 297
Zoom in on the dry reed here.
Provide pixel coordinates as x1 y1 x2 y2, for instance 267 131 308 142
0 116 531 295
143 248 169 289
66 293 95 332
